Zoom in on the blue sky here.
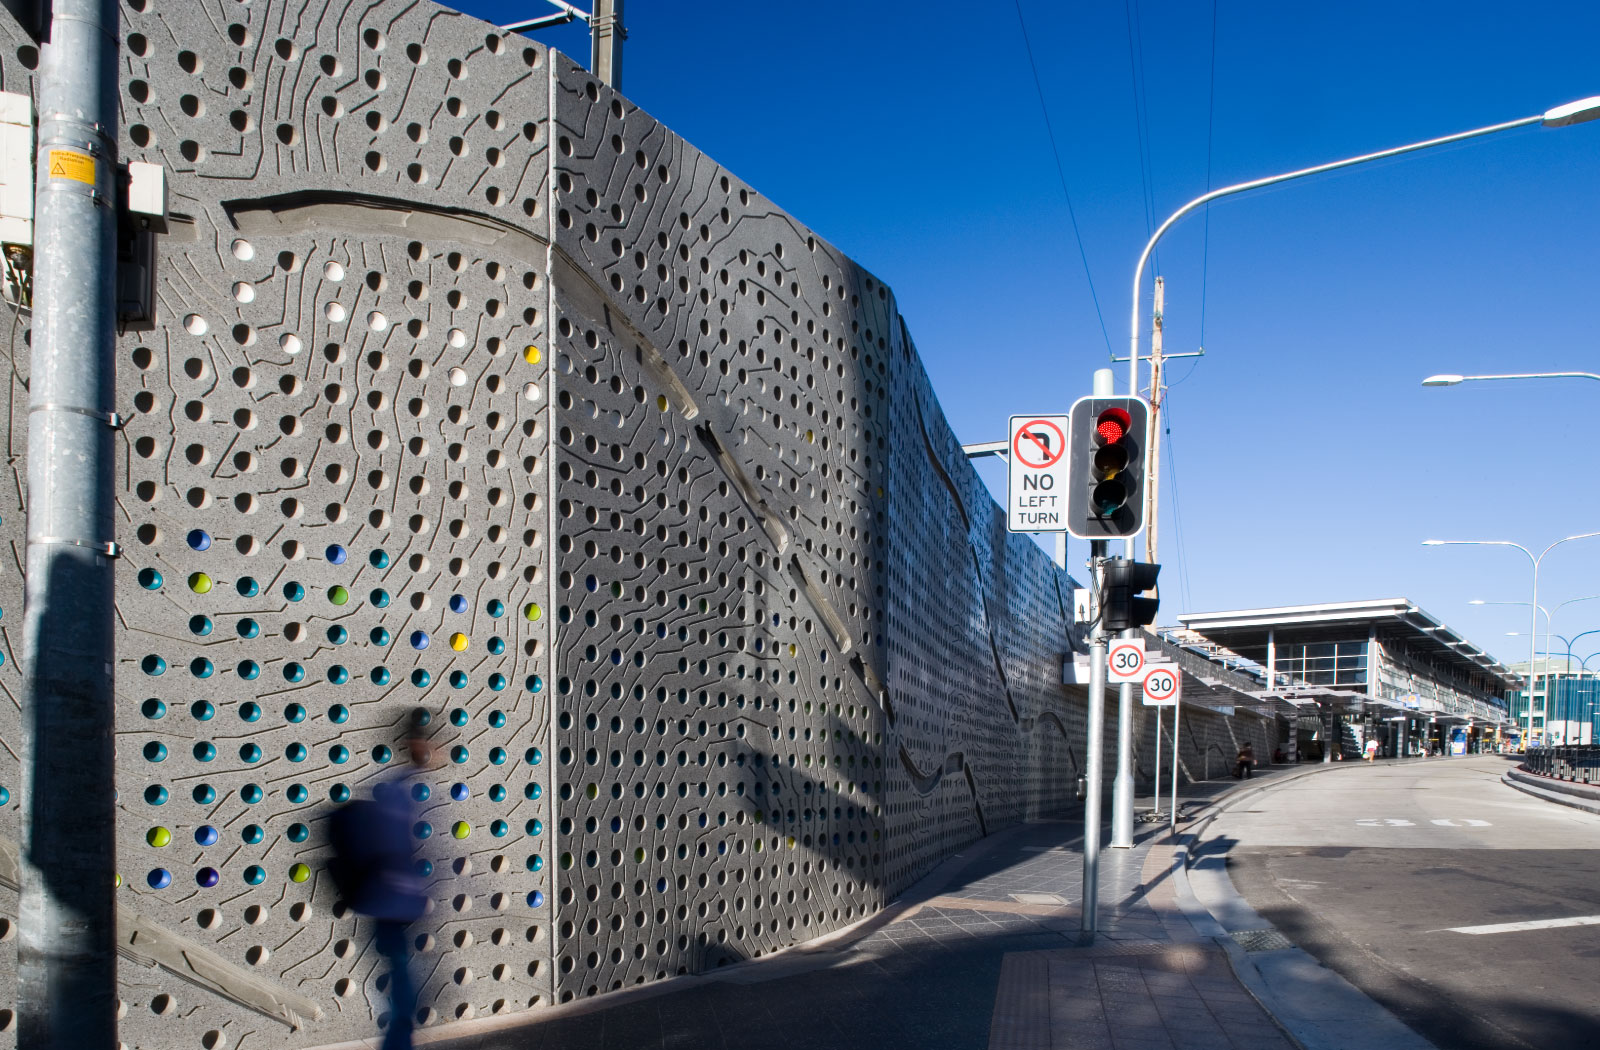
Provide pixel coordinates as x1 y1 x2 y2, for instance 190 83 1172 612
465 0 1600 669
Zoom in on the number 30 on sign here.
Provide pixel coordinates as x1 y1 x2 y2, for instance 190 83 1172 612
1141 664 1180 706
1108 640 1146 683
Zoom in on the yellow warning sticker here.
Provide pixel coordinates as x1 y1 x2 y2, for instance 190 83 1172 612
48 149 96 184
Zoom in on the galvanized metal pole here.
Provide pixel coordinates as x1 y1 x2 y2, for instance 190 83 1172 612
590 0 625 90
18 0 121 1045
1080 542 1108 938
1169 689 1180 832
1529 559 1541 748
1151 702 1162 820
1110 672 1135 847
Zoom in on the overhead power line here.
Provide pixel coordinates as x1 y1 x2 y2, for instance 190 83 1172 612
1123 0 1159 262
1012 0 1113 357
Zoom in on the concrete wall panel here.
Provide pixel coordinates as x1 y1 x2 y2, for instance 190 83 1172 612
0 3 1280 1046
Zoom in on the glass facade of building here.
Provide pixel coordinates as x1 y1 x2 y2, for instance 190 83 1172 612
1543 675 1600 744
1271 640 1368 687
1508 661 1590 741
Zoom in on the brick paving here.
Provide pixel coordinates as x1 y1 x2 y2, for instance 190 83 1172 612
399 809 1296 1050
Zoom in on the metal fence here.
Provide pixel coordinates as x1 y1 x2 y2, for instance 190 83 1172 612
1523 747 1600 783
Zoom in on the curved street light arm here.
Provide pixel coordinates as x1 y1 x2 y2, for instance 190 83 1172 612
1423 539 1534 567
1539 531 1600 564
1465 372 1600 384
1127 111 1545 390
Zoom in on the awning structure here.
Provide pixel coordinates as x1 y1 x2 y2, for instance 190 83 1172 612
1144 632 1303 719
1171 598 1518 726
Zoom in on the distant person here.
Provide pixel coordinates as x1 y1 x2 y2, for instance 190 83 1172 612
1273 747 1286 764
1233 743 1255 779
1364 737 1379 762
330 708 432 1050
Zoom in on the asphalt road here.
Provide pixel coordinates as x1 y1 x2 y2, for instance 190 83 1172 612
1202 756 1600 1050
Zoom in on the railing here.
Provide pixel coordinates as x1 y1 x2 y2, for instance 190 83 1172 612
1523 746 1600 784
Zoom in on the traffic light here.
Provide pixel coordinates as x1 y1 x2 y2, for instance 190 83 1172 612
1065 395 1150 539
1101 557 1160 632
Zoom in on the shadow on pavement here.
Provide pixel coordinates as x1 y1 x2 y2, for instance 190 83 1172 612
409 818 1206 1050
397 767 1309 1050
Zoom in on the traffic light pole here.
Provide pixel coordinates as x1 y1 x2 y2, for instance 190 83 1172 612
1081 542 1109 938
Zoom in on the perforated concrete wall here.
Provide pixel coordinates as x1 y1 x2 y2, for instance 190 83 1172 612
0 0 1235 1046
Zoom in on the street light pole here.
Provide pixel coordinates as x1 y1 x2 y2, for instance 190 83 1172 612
1555 630 1600 676
1131 96 1600 399
1423 371 1600 386
1472 594 1600 673
1425 531 1600 748
1105 94 1600 846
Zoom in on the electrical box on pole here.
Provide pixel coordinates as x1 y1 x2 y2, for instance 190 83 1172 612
1065 395 1150 540
1101 558 1161 632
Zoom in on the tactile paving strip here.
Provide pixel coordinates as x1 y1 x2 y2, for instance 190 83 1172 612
1231 928 1295 953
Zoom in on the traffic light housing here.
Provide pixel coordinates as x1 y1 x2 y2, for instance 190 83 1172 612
1101 558 1160 632
1065 396 1149 539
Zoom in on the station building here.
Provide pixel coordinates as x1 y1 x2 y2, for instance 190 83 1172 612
1172 599 1518 759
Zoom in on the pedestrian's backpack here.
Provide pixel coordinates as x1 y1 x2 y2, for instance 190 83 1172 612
326 798 381 905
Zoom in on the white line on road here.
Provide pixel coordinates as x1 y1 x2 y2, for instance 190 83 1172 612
1441 915 1600 935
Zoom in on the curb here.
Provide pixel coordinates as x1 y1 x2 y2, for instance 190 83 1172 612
1501 767 1600 815
1169 764 1437 1050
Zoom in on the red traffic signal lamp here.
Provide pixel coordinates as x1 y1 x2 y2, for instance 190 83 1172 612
1092 406 1133 517
1066 396 1149 539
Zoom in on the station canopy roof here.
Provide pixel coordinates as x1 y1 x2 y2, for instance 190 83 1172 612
1176 598 1521 694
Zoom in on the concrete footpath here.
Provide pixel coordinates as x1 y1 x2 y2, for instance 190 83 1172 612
322 762 1432 1050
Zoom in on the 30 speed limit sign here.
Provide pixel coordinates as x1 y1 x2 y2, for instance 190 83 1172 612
1107 639 1146 683
1141 664 1180 706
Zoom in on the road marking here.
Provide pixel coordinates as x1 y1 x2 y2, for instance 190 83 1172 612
1442 914 1600 935
1355 818 1492 827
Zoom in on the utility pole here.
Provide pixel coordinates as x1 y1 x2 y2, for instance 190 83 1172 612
1143 278 1164 566
501 1 625 90
590 0 625 90
19 0 121 1045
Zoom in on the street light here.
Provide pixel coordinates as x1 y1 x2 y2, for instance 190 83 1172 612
1130 95 1600 394
1103 94 1600 848
1470 594 1600 672
1424 532 1600 747
1423 371 1600 386
1555 630 1600 674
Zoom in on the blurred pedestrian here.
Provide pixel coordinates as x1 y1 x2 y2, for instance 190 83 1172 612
330 708 432 1050
1233 743 1255 779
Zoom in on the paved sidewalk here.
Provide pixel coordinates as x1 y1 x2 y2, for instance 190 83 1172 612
388 778 1306 1050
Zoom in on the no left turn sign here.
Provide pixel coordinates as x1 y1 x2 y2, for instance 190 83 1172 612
1141 664 1180 706
1007 415 1070 533
1012 419 1065 468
